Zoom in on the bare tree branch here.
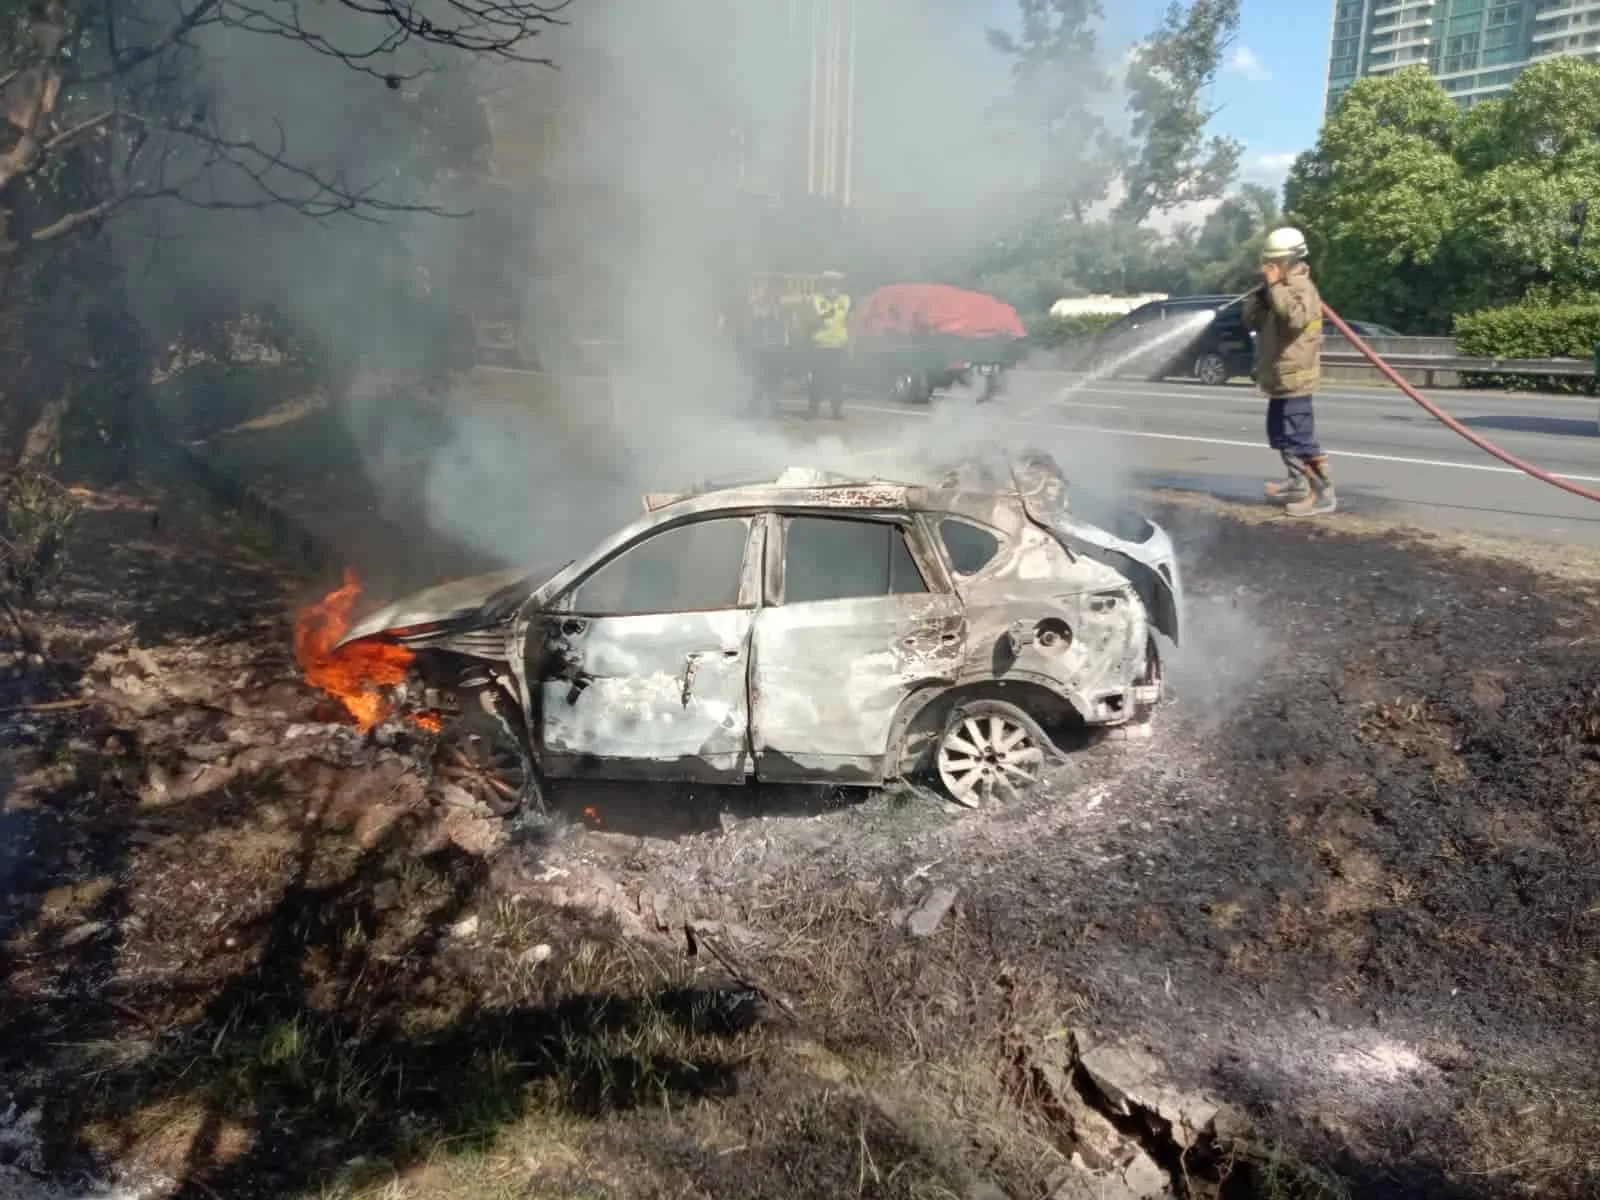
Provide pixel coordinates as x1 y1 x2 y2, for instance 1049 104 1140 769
43 110 115 153
219 0 568 83
27 196 121 243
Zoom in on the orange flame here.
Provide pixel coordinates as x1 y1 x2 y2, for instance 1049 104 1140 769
294 569 415 731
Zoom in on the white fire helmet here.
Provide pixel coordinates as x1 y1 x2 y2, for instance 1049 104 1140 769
1261 226 1309 265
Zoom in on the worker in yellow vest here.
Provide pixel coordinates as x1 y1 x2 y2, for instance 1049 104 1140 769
807 271 851 419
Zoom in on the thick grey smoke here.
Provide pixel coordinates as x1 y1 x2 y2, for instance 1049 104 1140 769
112 0 1174 575
345 0 1079 568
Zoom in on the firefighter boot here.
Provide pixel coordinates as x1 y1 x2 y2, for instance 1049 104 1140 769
1285 455 1337 516
1263 451 1309 504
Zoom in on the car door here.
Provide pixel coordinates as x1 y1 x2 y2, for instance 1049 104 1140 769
532 514 762 782
750 512 966 783
1210 307 1257 376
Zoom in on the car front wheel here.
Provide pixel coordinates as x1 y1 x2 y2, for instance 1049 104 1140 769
430 690 541 817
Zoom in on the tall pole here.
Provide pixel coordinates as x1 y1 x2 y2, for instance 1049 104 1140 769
807 0 819 195
842 0 856 209
823 0 838 199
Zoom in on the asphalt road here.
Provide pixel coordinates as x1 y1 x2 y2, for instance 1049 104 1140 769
845 371 1600 546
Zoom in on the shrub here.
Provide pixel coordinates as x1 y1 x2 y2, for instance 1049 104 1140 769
1025 312 1120 351
1 470 79 605
1453 304 1600 393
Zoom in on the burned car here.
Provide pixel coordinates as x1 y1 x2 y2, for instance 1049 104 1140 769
336 450 1182 812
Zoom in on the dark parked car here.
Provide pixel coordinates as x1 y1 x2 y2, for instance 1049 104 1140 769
1082 295 1257 385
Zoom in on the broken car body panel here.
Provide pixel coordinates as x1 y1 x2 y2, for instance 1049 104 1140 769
751 506 968 779
338 564 559 647
340 451 1183 788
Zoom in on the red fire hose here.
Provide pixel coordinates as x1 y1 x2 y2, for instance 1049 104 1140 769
1320 300 1600 504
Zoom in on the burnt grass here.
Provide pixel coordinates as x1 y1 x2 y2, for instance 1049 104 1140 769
984 502 1600 1197
0 469 1598 1198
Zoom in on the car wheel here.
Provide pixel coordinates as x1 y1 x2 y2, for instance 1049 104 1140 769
1193 351 1229 386
1132 635 1163 725
431 693 540 817
934 699 1052 808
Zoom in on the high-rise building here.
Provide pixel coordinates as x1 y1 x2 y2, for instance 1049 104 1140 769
1325 0 1600 115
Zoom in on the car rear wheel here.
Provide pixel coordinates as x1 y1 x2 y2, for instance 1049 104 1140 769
893 371 932 405
1193 351 1229 386
935 699 1051 808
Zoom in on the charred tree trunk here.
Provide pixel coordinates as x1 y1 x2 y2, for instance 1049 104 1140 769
17 390 68 471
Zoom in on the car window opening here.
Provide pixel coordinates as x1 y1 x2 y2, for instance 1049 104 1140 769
938 518 1003 575
783 516 929 604
569 517 751 616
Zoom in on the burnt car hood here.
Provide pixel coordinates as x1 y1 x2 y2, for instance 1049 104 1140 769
336 564 558 649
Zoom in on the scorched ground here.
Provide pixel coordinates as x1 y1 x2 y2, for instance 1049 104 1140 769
0 480 1596 1199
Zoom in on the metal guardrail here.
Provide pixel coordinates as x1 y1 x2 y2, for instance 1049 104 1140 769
1323 350 1594 379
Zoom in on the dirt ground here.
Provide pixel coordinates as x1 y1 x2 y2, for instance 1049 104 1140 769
2 380 1599 1199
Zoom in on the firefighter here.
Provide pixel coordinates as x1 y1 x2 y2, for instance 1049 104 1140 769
1242 227 1335 516
807 270 851 419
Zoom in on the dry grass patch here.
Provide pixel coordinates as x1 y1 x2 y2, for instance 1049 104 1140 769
1454 1068 1600 1198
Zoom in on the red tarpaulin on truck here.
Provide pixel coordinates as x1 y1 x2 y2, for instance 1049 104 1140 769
851 284 1027 340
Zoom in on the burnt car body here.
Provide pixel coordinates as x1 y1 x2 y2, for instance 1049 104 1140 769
337 450 1182 812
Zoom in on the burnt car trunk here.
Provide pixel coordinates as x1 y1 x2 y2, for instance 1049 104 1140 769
1011 455 1183 647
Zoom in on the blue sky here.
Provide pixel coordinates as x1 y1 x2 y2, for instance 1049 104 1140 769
980 0 1330 194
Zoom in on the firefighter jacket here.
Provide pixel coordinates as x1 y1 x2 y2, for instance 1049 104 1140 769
1242 263 1322 398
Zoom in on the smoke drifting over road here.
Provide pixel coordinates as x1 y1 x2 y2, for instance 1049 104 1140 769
112 0 1165 574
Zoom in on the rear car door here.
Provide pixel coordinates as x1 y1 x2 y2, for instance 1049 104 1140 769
751 512 965 782
533 515 762 782
1209 306 1257 377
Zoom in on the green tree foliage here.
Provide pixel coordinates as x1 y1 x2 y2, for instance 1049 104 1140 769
1287 58 1600 333
1170 182 1280 292
1120 0 1242 222
1453 303 1600 392
978 0 1250 313
988 0 1120 224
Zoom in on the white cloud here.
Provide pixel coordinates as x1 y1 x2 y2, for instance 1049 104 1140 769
1226 45 1271 82
1242 151 1298 186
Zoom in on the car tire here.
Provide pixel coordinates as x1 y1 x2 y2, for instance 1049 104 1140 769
1193 351 1229 386
1131 635 1163 725
933 698 1056 808
893 371 932 405
430 690 542 818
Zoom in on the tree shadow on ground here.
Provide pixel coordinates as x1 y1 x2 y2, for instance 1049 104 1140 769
2 762 759 1200
0 493 765 1199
